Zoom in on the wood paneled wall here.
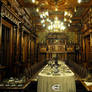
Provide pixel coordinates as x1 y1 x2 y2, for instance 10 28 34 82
0 0 46 80
0 19 41 78
81 7 92 69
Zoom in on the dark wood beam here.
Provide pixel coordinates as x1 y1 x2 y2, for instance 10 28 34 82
81 8 89 19
16 0 24 7
76 0 92 8
72 17 81 20
23 2 38 8
72 21 81 24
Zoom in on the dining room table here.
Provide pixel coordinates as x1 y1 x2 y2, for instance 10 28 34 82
37 60 76 92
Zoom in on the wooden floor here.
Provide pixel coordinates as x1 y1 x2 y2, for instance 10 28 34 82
26 81 92 92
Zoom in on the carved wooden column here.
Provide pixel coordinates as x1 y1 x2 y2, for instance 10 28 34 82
27 35 31 63
90 33 92 46
37 43 40 62
34 38 36 63
19 23 23 62
31 39 34 64
82 38 86 62
35 39 38 62
13 26 17 63
0 1 2 64
90 33 92 60
16 24 20 62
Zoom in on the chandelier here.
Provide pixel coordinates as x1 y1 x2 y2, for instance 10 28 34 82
47 17 66 32
36 6 73 32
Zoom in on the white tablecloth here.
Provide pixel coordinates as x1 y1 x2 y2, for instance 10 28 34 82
37 61 76 92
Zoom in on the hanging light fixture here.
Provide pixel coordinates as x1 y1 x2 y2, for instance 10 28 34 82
36 8 39 12
47 17 66 32
41 19 45 24
55 7 58 11
69 20 72 23
46 18 51 22
40 11 49 19
64 11 68 16
55 5 58 11
74 7 77 12
64 18 67 22
64 10 72 26
43 24 45 27
68 24 70 27
64 11 72 17
32 0 35 3
45 11 49 16
38 8 68 32
78 0 82 3
40 14 43 18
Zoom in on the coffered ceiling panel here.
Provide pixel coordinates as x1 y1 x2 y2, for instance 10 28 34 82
16 0 92 31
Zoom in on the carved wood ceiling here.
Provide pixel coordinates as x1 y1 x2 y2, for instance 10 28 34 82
16 0 92 31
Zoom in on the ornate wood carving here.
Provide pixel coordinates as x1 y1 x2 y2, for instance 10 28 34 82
1 4 20 25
